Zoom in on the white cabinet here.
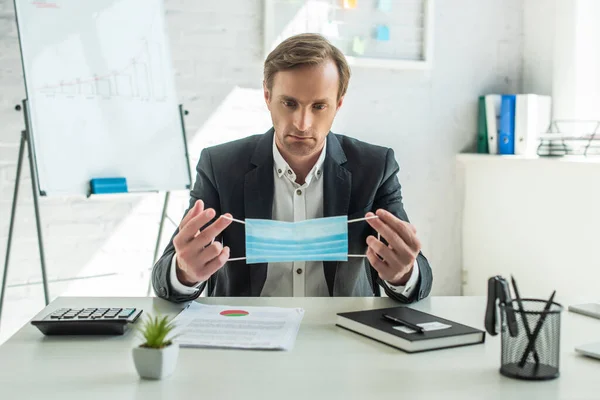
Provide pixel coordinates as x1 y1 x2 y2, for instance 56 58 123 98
457 154 600 302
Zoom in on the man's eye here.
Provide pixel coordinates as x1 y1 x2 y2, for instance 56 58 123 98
314 104 326 110
283 101 296 107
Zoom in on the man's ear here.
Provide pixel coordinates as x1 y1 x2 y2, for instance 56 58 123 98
263 81 271 109
336 95 345 111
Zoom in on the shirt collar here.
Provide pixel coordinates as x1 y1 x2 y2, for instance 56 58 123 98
272 134 326 184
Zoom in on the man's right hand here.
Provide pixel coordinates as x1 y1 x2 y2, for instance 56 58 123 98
173 199 233 286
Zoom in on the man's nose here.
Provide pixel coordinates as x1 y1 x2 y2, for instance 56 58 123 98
294 108 312 132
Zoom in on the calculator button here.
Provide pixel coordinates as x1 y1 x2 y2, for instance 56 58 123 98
103 308 122 318
63 311 80 317
117 308 136 318
50 310 68 319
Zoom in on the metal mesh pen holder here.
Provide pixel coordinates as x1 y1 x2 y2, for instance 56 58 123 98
499 299 563 381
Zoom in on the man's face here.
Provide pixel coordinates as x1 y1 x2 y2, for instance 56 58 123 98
264 60 344 159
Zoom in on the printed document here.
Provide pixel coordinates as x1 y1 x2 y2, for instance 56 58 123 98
171 302 305 350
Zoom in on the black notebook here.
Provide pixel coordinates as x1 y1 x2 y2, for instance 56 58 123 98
336 306 485 353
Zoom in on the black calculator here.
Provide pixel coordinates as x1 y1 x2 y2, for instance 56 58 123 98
31 307 143 335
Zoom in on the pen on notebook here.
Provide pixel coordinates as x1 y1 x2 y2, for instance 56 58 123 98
382 313 425 334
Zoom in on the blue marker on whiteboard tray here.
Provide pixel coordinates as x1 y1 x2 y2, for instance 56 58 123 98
89 177 128 194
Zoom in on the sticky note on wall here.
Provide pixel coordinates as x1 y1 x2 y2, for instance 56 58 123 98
343 0 357 9
352 36 366 55
375 25 390 41
377 0 392 12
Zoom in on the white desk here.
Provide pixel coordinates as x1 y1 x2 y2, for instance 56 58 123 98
1 296 600 399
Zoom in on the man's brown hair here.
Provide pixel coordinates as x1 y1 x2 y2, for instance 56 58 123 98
264 33 351 100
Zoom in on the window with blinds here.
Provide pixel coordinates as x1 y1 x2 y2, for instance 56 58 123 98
264 0 433 69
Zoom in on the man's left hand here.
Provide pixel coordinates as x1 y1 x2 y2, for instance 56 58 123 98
365 209 421 286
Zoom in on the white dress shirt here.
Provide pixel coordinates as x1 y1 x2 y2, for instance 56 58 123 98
170 136 419 297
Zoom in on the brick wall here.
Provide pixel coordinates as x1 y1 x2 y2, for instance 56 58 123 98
0 0 524 340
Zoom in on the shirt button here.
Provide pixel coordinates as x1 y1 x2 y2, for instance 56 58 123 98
277 168 282 174
296 189 302 195
287 170 292 175
317 170 321 176
296 268 303 274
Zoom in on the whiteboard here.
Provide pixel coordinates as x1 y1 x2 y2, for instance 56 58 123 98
264 0 434 70
14 0 191 196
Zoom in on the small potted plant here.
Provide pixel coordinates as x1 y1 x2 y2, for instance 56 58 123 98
132 314 179 380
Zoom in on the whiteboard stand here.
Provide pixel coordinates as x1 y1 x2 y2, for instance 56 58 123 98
0 99 50 326
147 190 170 296
146 104 191 296
0 102 192 321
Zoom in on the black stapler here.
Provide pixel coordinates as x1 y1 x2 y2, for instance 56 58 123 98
484 275 519 337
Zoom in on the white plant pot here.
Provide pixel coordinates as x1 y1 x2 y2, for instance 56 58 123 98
132 342 179 380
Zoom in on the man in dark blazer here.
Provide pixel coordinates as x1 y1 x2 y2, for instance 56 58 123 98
152 33 432 303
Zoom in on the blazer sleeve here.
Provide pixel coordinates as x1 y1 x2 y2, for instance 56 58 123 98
370 148 433 303
151 148 222 303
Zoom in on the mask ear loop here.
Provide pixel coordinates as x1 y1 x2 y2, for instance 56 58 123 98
221 215 381 261
222 215 247 261
347 215 380 258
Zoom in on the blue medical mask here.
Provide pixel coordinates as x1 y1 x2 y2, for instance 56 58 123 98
245 216 348 263
225 215 379 264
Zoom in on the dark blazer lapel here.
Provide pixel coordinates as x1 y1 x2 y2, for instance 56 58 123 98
244 129 275 296
322 133 351 296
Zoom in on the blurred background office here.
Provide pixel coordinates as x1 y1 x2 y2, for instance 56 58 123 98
1 0 598 344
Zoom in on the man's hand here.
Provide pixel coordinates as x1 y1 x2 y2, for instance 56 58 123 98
365 209 421 286
173 200 233 285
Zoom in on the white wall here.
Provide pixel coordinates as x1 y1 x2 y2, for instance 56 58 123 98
0 0 524 320
524 0 600 125
553 0 600 123
522 0 554 96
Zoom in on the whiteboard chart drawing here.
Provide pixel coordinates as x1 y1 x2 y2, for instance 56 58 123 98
14 0 191 196
37 38 167 102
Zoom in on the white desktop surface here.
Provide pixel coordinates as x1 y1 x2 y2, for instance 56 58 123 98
1 296 600 400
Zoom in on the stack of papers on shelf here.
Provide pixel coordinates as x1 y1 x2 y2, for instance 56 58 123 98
171 302 305 351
